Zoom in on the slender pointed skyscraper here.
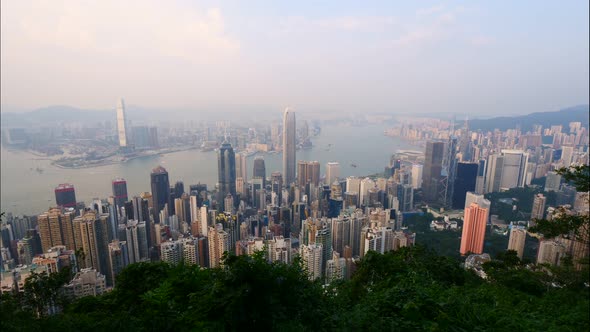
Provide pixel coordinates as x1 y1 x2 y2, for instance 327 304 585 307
116 98 128 148
218 140 236 211
282 108 296 186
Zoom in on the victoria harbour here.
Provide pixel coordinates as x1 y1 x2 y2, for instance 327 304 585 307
1 123 416 215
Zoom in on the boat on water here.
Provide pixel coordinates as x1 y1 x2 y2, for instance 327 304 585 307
351 163 357 168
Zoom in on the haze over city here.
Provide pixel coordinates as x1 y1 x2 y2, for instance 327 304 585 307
1 0 588 115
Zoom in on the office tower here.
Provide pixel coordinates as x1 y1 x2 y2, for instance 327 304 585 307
116 98 128 148
411 164 423 189
37 208 76 253
301 243 323 280
499 150 528 190
73 211 110 277
271 172 283 203
107 240 129 287
326 162 340 185
545 171 562 192
484 154 504 193
235 152 248 184
150 165 170 222
422 142 445 203
460 203 490 255
218 140 236 212
253 156 266 188
282 108 296 186
359 178 375 207
452 162 478 209
397 184 414 212
464 192 491 210
132 126 150 149
531 194 547 221
111 178 128 209
55 183 77 208
474 159 486 194
508 226 526 259
308 161 321 186
208 225 230 268
297 161 321 188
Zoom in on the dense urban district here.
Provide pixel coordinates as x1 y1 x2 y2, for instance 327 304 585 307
1 101 589 330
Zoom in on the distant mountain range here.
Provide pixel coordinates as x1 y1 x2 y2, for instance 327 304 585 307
1 104 588 130
467 105 589 132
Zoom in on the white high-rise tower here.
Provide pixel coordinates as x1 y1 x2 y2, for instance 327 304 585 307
116 98 128 148
282 108 296 186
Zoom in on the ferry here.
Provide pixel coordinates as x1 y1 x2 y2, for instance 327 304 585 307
351 163 357 168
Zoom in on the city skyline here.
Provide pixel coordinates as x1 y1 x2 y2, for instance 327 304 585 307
1 1 588 115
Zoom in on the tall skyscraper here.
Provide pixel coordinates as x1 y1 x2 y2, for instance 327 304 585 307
55 183 77 208
326 162 340 185
460 202 489 255
422 142 444 204
452 162 478 209
116 98 128 148
150 166 170 222
235 152 248 184
297 161 321 188
474 159 486 194
508 226 526 259
111 178 128 210
217 140 236 211
282 108 296 186
411 164 423 189
253 156 266 187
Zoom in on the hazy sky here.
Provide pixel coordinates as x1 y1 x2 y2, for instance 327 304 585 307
1 1 588 115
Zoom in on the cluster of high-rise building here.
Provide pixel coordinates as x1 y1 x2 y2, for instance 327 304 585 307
1 108 588 297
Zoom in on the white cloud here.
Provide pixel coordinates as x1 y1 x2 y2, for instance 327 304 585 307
5 0 239 63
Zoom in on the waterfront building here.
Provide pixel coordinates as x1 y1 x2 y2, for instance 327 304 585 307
111 178 128 210
150 166 170 222
253 156 266 188
116 98 128 148
217 140 236 211
55 183 76 208
326 162 340 185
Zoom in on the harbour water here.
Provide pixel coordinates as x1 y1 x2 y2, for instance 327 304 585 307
0 123 418 216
